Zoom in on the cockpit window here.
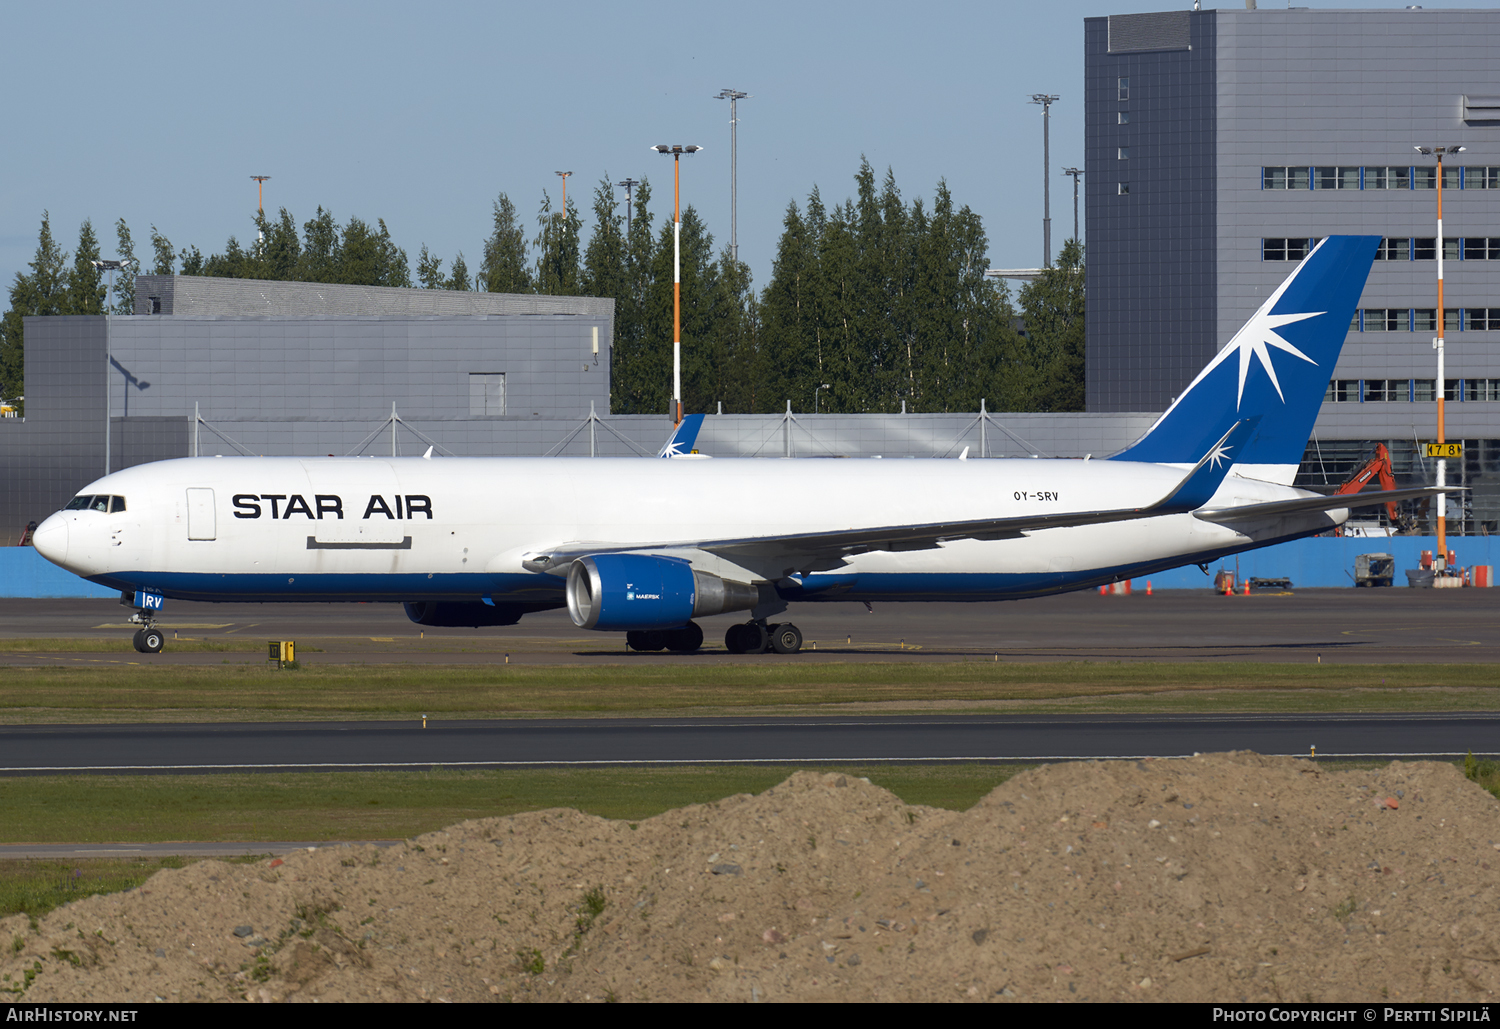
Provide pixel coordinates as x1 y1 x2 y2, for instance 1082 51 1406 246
64 494 125 513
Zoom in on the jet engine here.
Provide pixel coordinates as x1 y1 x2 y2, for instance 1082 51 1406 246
566 554 758 630
403 601 535 627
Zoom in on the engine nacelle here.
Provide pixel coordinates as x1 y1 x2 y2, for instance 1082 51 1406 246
403 601 532 627
566 554 759 631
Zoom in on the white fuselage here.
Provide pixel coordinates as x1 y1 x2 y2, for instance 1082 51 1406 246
31 454 1342 612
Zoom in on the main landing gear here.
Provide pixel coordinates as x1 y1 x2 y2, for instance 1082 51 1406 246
626 622 705 653
724 620 803 655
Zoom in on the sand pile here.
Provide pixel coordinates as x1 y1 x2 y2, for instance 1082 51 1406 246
5 752 1500 1003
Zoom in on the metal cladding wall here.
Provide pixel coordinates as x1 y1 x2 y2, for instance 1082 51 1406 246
1086 7 1500 427
1085 9 1218 413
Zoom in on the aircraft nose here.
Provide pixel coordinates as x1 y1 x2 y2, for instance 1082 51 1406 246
31 513 68 566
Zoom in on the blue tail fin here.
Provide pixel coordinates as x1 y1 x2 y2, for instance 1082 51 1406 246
657 413 705 458
1111 235 1380 478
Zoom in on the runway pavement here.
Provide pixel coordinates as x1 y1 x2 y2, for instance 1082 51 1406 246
5 587 1500 665
2 712 1497 775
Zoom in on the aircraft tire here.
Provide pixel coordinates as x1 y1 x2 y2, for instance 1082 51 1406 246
131 629 147 653
666 622 703 653
769 623 803 655
138 628 164 654
724 624 748 654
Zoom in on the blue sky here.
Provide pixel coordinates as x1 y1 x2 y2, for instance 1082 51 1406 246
4 1 1490 298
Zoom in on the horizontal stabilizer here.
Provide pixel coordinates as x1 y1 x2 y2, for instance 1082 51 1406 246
1195 486 1460 525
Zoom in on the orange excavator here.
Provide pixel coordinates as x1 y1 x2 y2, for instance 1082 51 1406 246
1333 443 1415 532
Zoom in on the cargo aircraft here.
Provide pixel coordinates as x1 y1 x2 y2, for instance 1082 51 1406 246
31 236 1443 655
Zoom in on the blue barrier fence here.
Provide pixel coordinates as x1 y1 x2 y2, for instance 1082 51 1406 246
1 548 118 598
1 535 1494 598
1131 535 1496 590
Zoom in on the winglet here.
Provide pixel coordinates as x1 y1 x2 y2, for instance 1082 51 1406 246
657 413 705 458
1159 417 1259 512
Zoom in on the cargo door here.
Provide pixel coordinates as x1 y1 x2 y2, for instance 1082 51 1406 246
186 488 216 541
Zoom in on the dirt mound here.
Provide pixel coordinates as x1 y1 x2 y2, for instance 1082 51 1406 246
5 753 1500 1003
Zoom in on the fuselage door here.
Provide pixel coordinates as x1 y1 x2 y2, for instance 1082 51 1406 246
186 488 217 541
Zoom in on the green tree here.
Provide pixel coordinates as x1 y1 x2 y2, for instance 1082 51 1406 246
533 190 581 296
298 207 340 282
609 179 658 413
0 213 68 405
445 252 471 291
1017 239 1085 412
113 219 138 314
417 245 445 289
149 226 175 276
337 216 410 287
249 209 302 281
64 219 106 315
179 245 205 276
581 176 626 304
759 199 820 413
478 193 532 294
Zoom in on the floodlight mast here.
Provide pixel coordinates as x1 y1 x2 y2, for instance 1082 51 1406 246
615 178 640 235
1029 95 1060 266
1062 167 1083 247
652 145 702 426
715 89 751 264
251 176 271 249
1415 144 1465 562
555 171 573 227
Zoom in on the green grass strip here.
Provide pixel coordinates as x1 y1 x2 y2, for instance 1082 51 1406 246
2 660 1500 722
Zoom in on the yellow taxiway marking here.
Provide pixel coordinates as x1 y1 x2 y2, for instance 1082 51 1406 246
369 637 396 642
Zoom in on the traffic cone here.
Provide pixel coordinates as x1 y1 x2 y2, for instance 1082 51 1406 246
1146 580 1153 596
1243 581 1251 596
1099 584 1107 596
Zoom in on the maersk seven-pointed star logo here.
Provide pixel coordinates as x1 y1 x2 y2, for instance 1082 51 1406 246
1193 256 1328 411
1204 436 1234 470
1223 305 1323 408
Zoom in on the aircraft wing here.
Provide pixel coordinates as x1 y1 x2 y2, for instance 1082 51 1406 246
1194 486 1459 525
523 419 1256 576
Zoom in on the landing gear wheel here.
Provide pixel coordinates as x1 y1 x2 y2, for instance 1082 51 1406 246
665 622 703 653
769 622 803 654
724 622 769 654
131 629 147 653
626 630 668 652
137 628 164 654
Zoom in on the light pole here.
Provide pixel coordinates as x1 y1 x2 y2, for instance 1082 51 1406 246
94 258 125 475
652 144 702 426
1030 95 1060 266
615 177 639 236
251 176 271 250
1062 167 1083 248
715 89 750 265
1416 144 1465 563
814 383 831 414
555 170 573 231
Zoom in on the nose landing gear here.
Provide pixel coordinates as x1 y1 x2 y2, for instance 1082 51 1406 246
131 626 164 654
121 591 166 654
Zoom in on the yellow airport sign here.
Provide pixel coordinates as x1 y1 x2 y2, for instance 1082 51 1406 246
1426 442 1463 459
